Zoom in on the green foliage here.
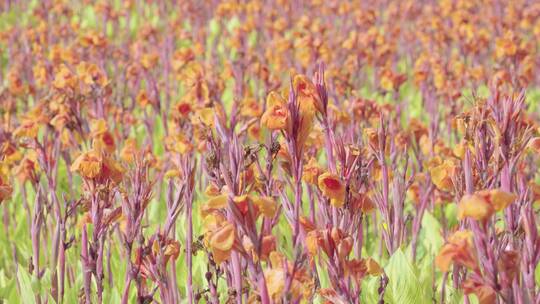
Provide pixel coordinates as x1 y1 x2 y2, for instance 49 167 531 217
384 249 431 304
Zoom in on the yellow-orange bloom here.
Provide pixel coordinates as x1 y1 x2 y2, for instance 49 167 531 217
458 189 516 221
261 91 289 130
318 172 346 207
462 279 496 304
200 194 228 217
435 230 477 272
209 222 236 264
252 196 278 218
53 64 77 90
302 157 321 185
429 159 457 192
293 74 322 114
70 150 102 179
264 268 286 300
76 61 108 88
0 172 12 203
70 150 124 183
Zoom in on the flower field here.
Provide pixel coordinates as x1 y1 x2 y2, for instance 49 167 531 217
1 0 540 303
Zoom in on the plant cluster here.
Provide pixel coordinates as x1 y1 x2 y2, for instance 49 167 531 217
1 0 540 303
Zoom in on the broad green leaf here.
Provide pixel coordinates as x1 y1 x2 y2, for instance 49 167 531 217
16 266 36 304
421 212 443 255
360 275 380 303
385 249 430 304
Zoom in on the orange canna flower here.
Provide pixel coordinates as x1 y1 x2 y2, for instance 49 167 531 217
119 138 138 163
265 251 315 301
70 150 102 179
264 267 286 300
53 64 77 90
76 61 108 88
302 157 322 185
70 150 124 183
0 169 12 204
429 159 457 192
240 97 263 117
350 191 375 213
175 101 192 118
527 137 540 154
462 279 496 304
90 119 116 154
293 74 322 114
261 91 289 130
208 222 236 264
200 194 228 217
366 257 383 275
435 230 478 272
318 172 346 207
251 196 278 218
319 288 348 304
13 121 41 139
242 234 276 262
458 189 516 221
137 90 154 108
307 227 353 261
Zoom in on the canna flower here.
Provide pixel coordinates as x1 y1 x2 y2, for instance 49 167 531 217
70 150 124 183
53 64 77 90
350 191 375 213
264 267 286 300
76 61 108 88
247 123 261 141
343 258 382 284
261 91 289 130
435 230 478 272
32 61 48 87
133 236 181 281
302 157 322 185
14 152 39 184
527 137 540 153
174 100 192 118
90 119 116 154
208 222 236 264
318 172 346 207
164 133 193 154
306 227 353 261
495 32 517 59
429 158 457 192
13 121 40 139
242 235 276 262
251 196 278 218
379 68 406 92
0 142 22 165
200 194 228 217
70 150 102 179
0 169 12 204
293 74 322 114
7 69 25 95
240 97 263 117
137 90 155 108
366 257 383 275
462 279 496 304
457 189 517 221
265 251 315 301
119 138 138 163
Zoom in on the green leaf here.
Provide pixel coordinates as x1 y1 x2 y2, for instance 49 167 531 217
16 266 36 304
385 249 430 304
421 212 443 255
360 275 380 303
